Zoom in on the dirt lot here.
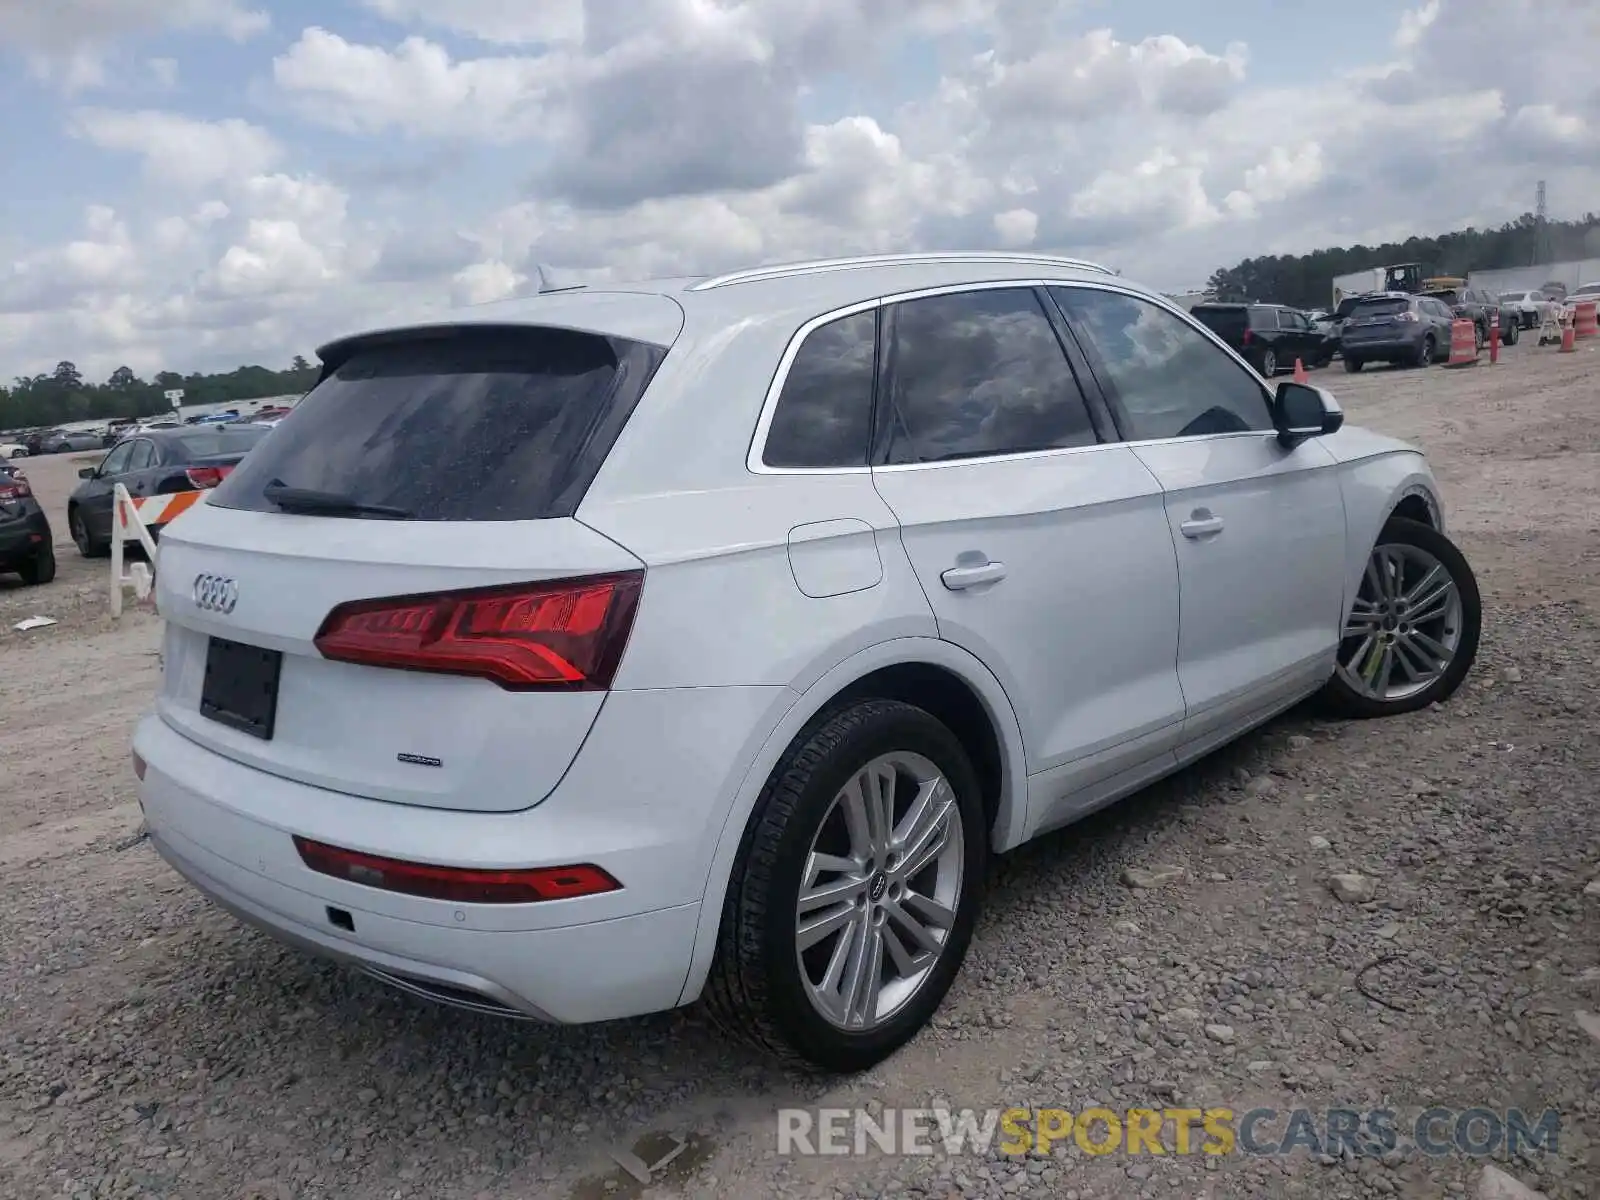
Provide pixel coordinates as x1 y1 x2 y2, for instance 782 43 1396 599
2 340 1598 1200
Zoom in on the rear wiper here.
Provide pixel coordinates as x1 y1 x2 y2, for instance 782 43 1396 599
262 479 412 519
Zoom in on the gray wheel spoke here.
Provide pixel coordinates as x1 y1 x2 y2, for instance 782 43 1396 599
1409 629 1453 663
798 869 865 915
1402 562 1447 605
1408 583 1456 626
1344 609 1384 637
894 779 953 873
837 778 877 860
1389 637 1437 685
883 897 943 955
840 919 882 1027
797 902 857 952
880 924 919 976
901 890 957 932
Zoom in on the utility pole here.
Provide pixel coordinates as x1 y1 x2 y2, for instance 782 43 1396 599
1533 180 1548 266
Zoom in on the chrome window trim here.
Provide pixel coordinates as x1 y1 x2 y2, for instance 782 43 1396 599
746 277 1280 477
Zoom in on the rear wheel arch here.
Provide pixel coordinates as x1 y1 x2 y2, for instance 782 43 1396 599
676 638 1027 1008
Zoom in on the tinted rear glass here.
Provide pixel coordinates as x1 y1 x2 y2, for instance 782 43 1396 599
171 428 269 459
1351 298 1412 317
1424 290 1461 306
1189 307 1249 340
209 327 665 522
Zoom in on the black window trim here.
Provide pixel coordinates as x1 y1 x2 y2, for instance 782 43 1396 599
1046 281 1279 447
749 278 1126 476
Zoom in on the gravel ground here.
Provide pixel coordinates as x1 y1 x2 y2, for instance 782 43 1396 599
2 338 1598 1200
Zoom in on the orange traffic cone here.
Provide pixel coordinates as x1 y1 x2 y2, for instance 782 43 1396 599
1292 358 1308 383
1560 312 1576 353
1445 319 1479 367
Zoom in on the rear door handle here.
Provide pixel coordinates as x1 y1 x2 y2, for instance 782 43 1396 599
1179 512 1225 539
941 561 1007 590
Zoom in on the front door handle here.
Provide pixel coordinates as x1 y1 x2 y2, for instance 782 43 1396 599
1179 511 1225 539
941 561 1007 590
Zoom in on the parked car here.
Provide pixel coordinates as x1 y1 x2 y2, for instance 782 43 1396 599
1341 292 1459 370
131 252 1482 1073
0 459 56 585
41 429 107 454
1565 282 1600 311
1499 290 1557 330
1 440 27 459
66 424 270 557
1420 284 1518 347
1188 302 1332 376
114 420 184 444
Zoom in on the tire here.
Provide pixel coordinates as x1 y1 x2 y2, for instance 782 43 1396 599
1343 357 1364 373
704 698 987 1073
1503 322 1519 346
1260 349 1278 377
69 506 108 558
1319 517 1481 720
1416 336 1436 367
1474 323 1486 352
16 542 56 586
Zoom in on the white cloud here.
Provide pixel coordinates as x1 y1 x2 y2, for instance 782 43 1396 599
6 0 1600 381
69 109 283 189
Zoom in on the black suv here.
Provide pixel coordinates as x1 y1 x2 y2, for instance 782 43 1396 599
1188 303 1332 377
0 460 56 586
1420 284 1519 348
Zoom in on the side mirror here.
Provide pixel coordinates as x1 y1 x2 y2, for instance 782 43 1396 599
1272 382 1343 449
78 466 97 479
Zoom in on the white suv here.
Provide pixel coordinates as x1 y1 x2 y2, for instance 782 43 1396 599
133 253 1482 1071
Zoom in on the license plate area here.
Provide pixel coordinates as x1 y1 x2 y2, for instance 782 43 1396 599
200 637 282 740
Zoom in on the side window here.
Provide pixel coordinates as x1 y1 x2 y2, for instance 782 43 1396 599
1251 308 1278 331
763 310 876 468
126 441 155 471
882 287 1098 465
99 443 134 476
1052 286 1274 442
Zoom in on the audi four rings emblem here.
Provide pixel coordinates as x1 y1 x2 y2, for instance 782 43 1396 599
192 573 239 614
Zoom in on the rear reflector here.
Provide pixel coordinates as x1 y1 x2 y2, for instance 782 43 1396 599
185 466 234 489
292 837 622 904
313 571 643 691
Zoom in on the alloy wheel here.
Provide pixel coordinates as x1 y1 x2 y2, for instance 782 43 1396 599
1335 543 1465 702
795 751 965 1032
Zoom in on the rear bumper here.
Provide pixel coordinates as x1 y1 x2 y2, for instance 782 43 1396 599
0 504 50 562
1341 334 1422 358
133 678 790 1024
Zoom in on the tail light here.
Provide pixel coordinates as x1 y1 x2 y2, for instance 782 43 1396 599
313 571 644 691
1241 329 1253 347
1395 312 1418 323
0 478 31 501
293 837 621 904
185 465 234 489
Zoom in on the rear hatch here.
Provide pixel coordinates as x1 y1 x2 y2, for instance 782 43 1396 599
153 313 676 813
1343 297 1414 340
1189 305 1252 351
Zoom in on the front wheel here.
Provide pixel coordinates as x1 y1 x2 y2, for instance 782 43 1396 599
1320 517 1481 719
1343 356 1364 373
705 699 987 1073
69 507 108 558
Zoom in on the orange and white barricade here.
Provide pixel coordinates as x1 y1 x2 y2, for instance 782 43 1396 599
110 485 209 617
1575 300 1598 340
1444 319 1478 367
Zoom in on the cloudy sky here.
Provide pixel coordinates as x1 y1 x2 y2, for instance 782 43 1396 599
1 0 1596 381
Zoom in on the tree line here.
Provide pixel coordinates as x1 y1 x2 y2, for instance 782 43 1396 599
0 358 319 432
1207 211 1600 310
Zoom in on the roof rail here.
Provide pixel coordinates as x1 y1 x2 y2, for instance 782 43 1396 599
688 251 1119 291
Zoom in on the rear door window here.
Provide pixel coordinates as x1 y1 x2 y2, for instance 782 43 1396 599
880 287 1099 464
210 326 666 521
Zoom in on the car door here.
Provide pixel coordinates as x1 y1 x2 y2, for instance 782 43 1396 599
80 441 134 537
1279 308 1317 363
1049 284 1347 760
121 438 159 495
866 283 1186 836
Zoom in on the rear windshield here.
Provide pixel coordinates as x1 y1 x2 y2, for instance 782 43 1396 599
1189 307 1250 339
173 427 269 459
1500 292 1529 303
1423 289 1461 306
209 326 666 522
1351 298 1412 318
